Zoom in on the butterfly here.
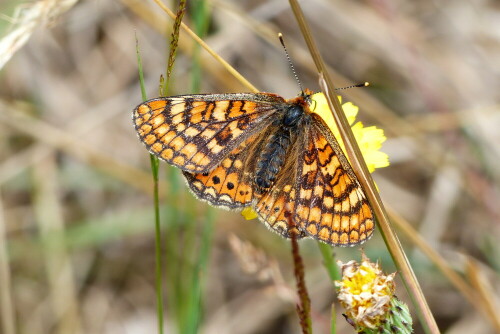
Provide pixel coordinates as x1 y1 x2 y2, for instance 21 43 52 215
132 90 374 246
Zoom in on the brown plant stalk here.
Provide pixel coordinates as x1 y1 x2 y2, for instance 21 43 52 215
288 211 313 334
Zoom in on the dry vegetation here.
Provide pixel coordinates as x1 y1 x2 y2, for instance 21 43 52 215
0 0 499 333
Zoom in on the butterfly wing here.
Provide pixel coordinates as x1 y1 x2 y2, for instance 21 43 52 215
253 180 307 240
133 93 284 173
182 133 264 209
294 114 374 246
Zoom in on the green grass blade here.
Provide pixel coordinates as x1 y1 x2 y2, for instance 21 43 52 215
330 303 337 334
317 242 340 282
136 35 164 334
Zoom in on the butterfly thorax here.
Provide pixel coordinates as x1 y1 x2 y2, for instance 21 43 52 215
254 98 309 194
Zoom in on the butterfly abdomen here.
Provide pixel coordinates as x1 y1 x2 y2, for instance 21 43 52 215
254 128 291 193
254 103 305 194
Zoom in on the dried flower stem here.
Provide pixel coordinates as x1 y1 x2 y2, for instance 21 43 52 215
289 216 313 334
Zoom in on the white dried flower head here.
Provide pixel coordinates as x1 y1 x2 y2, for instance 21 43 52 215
335 254 396 329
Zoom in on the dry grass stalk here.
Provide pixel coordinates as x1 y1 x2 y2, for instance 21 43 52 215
0 0 78 69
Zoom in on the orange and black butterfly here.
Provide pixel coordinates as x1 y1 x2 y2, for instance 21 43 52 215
132 90 374 246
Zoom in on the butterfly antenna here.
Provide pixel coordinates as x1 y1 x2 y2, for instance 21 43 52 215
279 33 304 94
336 82 370 90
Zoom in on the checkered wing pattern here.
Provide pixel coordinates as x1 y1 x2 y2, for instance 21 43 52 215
133 93 284 173
254 182 307 240
182 134 262 209
133 91 375 247
293 114 374 246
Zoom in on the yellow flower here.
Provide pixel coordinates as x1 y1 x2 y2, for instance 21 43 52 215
241 92 389 221
311 93 389 173
335 253 396 329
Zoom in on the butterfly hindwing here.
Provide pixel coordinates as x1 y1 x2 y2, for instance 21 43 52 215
293 114 374 246
254 180 307 240
133 93 284 173
182 134 264 209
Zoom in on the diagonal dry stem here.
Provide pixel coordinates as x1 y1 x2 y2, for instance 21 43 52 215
465 257 500 331
388 206 500 332
0 100 162 198
288 0 439 333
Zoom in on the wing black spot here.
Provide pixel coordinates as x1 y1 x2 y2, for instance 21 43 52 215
212 176 220 184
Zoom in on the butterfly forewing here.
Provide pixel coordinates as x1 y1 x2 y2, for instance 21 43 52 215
133 93 284 173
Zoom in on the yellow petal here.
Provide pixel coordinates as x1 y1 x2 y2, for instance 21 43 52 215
310 93 389 173
241 207 258 220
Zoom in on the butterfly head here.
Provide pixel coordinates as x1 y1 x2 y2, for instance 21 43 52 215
299 88 314 100
287 88 315 114
298 88 315 108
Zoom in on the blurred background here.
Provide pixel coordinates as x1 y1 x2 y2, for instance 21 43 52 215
0 0 499 333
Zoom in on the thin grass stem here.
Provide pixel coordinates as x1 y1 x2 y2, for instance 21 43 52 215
317 243 340 282
184 3 215 332
136 36 165 334
330 302 336 334
0 195 16 334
